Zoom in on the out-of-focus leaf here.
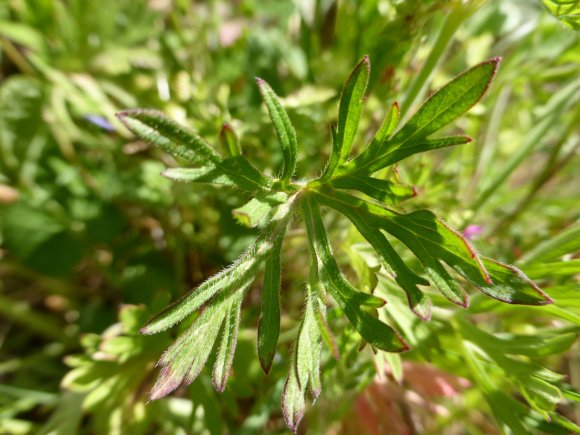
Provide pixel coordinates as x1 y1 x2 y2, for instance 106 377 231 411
518 376 562 414
519 221 580 264
542 0 580 31
219 123 242 157
523 259 580 279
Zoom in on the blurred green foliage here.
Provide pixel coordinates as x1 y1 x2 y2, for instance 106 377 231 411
0 0 578 434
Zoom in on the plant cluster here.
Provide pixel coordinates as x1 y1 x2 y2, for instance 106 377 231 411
118 55 555 432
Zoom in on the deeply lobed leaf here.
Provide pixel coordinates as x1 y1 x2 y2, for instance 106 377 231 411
313 187 552 310
141 196 297 335
302 196 409 352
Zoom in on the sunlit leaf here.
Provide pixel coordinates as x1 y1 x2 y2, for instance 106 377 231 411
256 78 297 182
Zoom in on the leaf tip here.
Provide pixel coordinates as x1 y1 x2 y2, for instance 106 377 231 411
220 123 234 134
255 77 266 88
259 356 274 375
212 376 227 393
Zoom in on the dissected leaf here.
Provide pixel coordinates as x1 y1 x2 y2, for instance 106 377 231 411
150 290 233 399
142 198 296 334
314 187 551 308
302 196 409 352
118 110 271 192
256 78 297 181
350 135 472 175
338 206 432 320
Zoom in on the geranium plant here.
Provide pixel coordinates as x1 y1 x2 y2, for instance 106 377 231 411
117 55 552 432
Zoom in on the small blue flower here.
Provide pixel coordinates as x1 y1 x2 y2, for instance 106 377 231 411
84 114 115 131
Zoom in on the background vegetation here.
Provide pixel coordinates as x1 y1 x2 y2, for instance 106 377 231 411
0 0 578 433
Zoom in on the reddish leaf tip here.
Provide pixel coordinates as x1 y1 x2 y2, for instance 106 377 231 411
393 101 400 109
221 123 234 132
259 356 274 375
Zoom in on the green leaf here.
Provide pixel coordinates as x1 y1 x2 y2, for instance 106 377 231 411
116 109 220 164
479 258 553 305
142 197 296 335
309 274 340 359
219 123 242 157
364 101 400 159
330 175 416 205
150 290 234 399
281 368 305 433
391 58 500 148
119 111 271 192
519 222 580 265
346 243 380 294
257 224 286 374
295 285 323 398
519 376 562 414
542 0 580 31
213 288 245 392
484 332 577 357
350 135 472 175
162 157 271 193
338 206 432 320
161 165 236 186
256 78 297 181
302 196 409 352
321 55 371 179
233 192 288 228
524 259 580 279
314 187 551 307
